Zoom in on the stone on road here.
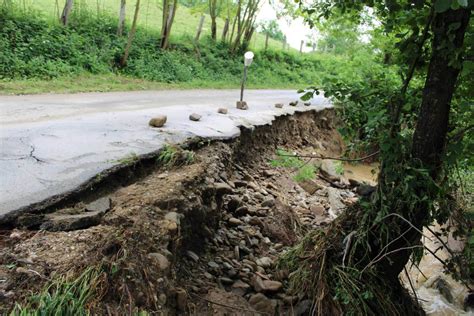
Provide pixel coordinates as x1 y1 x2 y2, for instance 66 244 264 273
0 89 331 221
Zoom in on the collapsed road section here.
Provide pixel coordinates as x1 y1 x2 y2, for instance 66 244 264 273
0 89 331 223
0 107 353 315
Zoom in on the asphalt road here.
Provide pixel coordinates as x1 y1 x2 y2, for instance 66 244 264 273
0 89 331 219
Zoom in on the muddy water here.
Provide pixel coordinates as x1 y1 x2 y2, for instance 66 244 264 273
342 162 379 185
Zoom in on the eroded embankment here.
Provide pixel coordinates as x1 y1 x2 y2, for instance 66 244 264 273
0 108 361 315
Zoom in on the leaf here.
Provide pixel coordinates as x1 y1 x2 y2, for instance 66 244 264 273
457 0 468 6
434 0 452 12
300 91 313 101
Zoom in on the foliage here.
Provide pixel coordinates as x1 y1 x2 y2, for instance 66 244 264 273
0 6 339 90
258 20 285 41
271 149 317 182
11 267 104 315
157 145 195 167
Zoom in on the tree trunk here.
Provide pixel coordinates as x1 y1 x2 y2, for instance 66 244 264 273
117 0 126 36
209 0 217 40
221 18 229 42
120 0 141 67
382 7 471 280
412 8 471 173
195 15 205 42
264 33 268 50
160 0 177 49
60 0 74 26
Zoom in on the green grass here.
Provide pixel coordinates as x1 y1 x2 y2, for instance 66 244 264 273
11 267 103 315
271 149 317 182
12 0 288 52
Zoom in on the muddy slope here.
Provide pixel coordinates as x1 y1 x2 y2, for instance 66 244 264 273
1 109 356 314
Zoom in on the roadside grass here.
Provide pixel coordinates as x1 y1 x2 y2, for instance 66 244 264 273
271 149 317 183
0 74 304 95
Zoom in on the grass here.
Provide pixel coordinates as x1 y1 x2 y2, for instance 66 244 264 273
0 73 305 95
271 149 317 182
11 266 103 315
12 0 288 52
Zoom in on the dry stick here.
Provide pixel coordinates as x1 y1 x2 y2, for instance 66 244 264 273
277 150 379 162
403 267 420 308
189 292 269 315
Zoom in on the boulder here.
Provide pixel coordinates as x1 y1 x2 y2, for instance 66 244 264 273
148 253 170 271
289 101 298 106
217 107 228 114
299 179 323 195
85 197 110 213
189 113 202 121
248 293 276 315
274 103 284 108
149 115 167 127
236 101 248 110
327 187 346 218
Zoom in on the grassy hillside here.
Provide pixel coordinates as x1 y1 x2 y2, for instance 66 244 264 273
1 2 352 94
13 0 287 51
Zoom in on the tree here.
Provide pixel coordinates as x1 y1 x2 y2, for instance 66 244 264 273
283 1 472 314
209 0 218 40
230 0 261 52
160 0 178 49
60 0 74 26
120 0 141 67
117 0 126 36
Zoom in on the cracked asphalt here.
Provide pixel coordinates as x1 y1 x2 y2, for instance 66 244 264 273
0 89 331 219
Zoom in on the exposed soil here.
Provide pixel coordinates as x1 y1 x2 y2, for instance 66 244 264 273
0 109 377 315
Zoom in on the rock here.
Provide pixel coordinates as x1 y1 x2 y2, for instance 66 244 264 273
208 261 220 269
320 160 340 179
158 293 167 305
299 179 322 195
175 288 187 311
294 299 312 316
236 101 248 110
256 257 273 268
165 212 183 225
234 246 240 259
219 277 234 285
189 113 202 121
263 169 278 177
251 276 266 292
235 206 249 216
232 280 251 290
262 280 283 292
234 180 248 188
228 217 243 226
248 293 276 315
356 184 376 197
432 277 453 303
227 197 242 213
214 183 234 195
261 198 275 207
40 210 104 231
217 107 228 114
148 253 170 271
149 115 167 127
289 101 298 106
85 197 111 213
304 102 311 106
327 187 346 218
274 103 284 108
310 204 325 216
464 291 474 311
186 250 199 262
